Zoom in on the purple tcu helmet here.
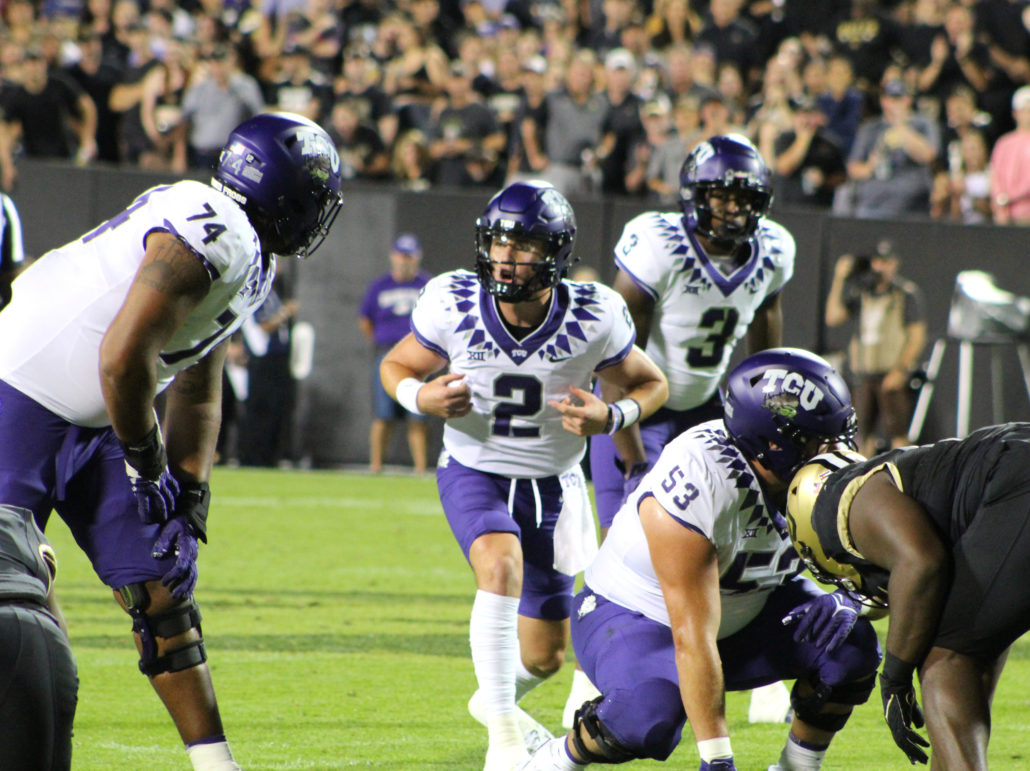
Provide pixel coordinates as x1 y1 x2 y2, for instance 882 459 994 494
722 348 857 482
212 112 343 257
475 180 576 302
680 134 773 250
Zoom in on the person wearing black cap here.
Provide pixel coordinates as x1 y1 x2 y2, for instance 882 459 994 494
844 78 940 218
825 239 927 456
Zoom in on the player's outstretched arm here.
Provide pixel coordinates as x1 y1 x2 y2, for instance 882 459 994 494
381 333 470 419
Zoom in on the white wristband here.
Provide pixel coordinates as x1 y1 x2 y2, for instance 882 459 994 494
697 737 733 762
612 397 641 429
395 377 425 415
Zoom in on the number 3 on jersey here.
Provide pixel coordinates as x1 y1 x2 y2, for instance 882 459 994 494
687 307 739 368
491 374 542 437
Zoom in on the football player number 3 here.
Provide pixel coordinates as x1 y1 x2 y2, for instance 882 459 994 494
492 374 542 437
687 307 739 368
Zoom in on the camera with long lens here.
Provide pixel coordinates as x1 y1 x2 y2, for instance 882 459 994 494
846 254 879 292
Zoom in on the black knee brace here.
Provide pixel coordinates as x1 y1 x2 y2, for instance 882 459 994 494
118 583 207 677
790 674 876 733
570 696 638 764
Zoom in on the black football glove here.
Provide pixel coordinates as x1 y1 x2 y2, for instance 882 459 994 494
880 653 929 764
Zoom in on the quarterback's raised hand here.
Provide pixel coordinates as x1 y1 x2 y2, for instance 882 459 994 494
120 424 180 524
782 589 861 652
548 385 610 436
880 653 929 764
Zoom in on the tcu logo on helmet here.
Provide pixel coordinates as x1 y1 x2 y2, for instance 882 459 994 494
759 368 826 416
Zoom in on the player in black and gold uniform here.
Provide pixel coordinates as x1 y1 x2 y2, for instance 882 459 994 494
785 423 1030 768
0 503 78 770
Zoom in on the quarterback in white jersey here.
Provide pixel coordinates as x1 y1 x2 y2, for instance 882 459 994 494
519 350 881 771
0 113 343 771
591 135 796 532
382 181 668 771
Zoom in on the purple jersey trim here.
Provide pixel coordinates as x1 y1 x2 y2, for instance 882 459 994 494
639 491 707 537
613 256 659 302
412 325 450 360
480 282 570 365
595 334 635 371
684 227 755 296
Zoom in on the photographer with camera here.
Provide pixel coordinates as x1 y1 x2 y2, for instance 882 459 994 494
825 239 926 456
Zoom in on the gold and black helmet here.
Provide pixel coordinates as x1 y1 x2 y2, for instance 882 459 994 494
786 451 886 608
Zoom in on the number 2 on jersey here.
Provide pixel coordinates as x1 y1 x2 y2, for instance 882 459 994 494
491 374 542 437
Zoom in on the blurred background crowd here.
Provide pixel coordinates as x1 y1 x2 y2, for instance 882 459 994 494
2 0 1030 221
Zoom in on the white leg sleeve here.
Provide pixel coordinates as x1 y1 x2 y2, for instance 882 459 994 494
470 589 521 718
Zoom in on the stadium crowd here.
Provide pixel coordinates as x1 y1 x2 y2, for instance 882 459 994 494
0 0 1028 222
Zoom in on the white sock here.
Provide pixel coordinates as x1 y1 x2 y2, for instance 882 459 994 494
185 738 241 771
515 650 546 702
776 733 827 771
470 590 521 719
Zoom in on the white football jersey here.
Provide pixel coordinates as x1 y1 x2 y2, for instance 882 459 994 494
585 419 800 637
614 212 795 410
0 180 271 427
412 270 636 478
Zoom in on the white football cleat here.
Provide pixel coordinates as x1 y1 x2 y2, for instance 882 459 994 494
561 669 601 730
469 690 555 753
748 681 793 724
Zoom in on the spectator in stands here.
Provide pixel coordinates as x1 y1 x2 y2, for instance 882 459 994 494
65 28 124 164
181 43 264 169
932 127 992 223
640 93 698 203
426 60 505 188
915 3 990 106
597 48 644 196
845 78 940 219
817 53 865 156
829 0 903 93
646 0 700 51
661 43 715 107
696 0 760 88
531 49 608 196
480 47 526 176
625 93 672 197
505 54 549 182
391 128 432 191
108 21 160 165
990 85 1030 225
334 44 397 148
409 0 460 60
138 35 193 172
327 97 389 180
585 0 636 57
280 0 343 78
974 0 1030 138
382 13 449 137
0 44 98 191
263 44 331 123
4 0 38 48
692 91 743 146
760 94 847 209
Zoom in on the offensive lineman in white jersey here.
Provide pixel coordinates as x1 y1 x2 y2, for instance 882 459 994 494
381 180 668 771
519 349 882 771
583 134 797 727
0 112 343 770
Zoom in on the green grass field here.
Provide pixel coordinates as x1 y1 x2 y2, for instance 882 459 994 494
46 468 1030 770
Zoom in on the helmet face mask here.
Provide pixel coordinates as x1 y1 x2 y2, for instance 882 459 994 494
722 348 858 483
212 112 344 258
475 181 576 303
786 451 888 609
680 135 773 250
